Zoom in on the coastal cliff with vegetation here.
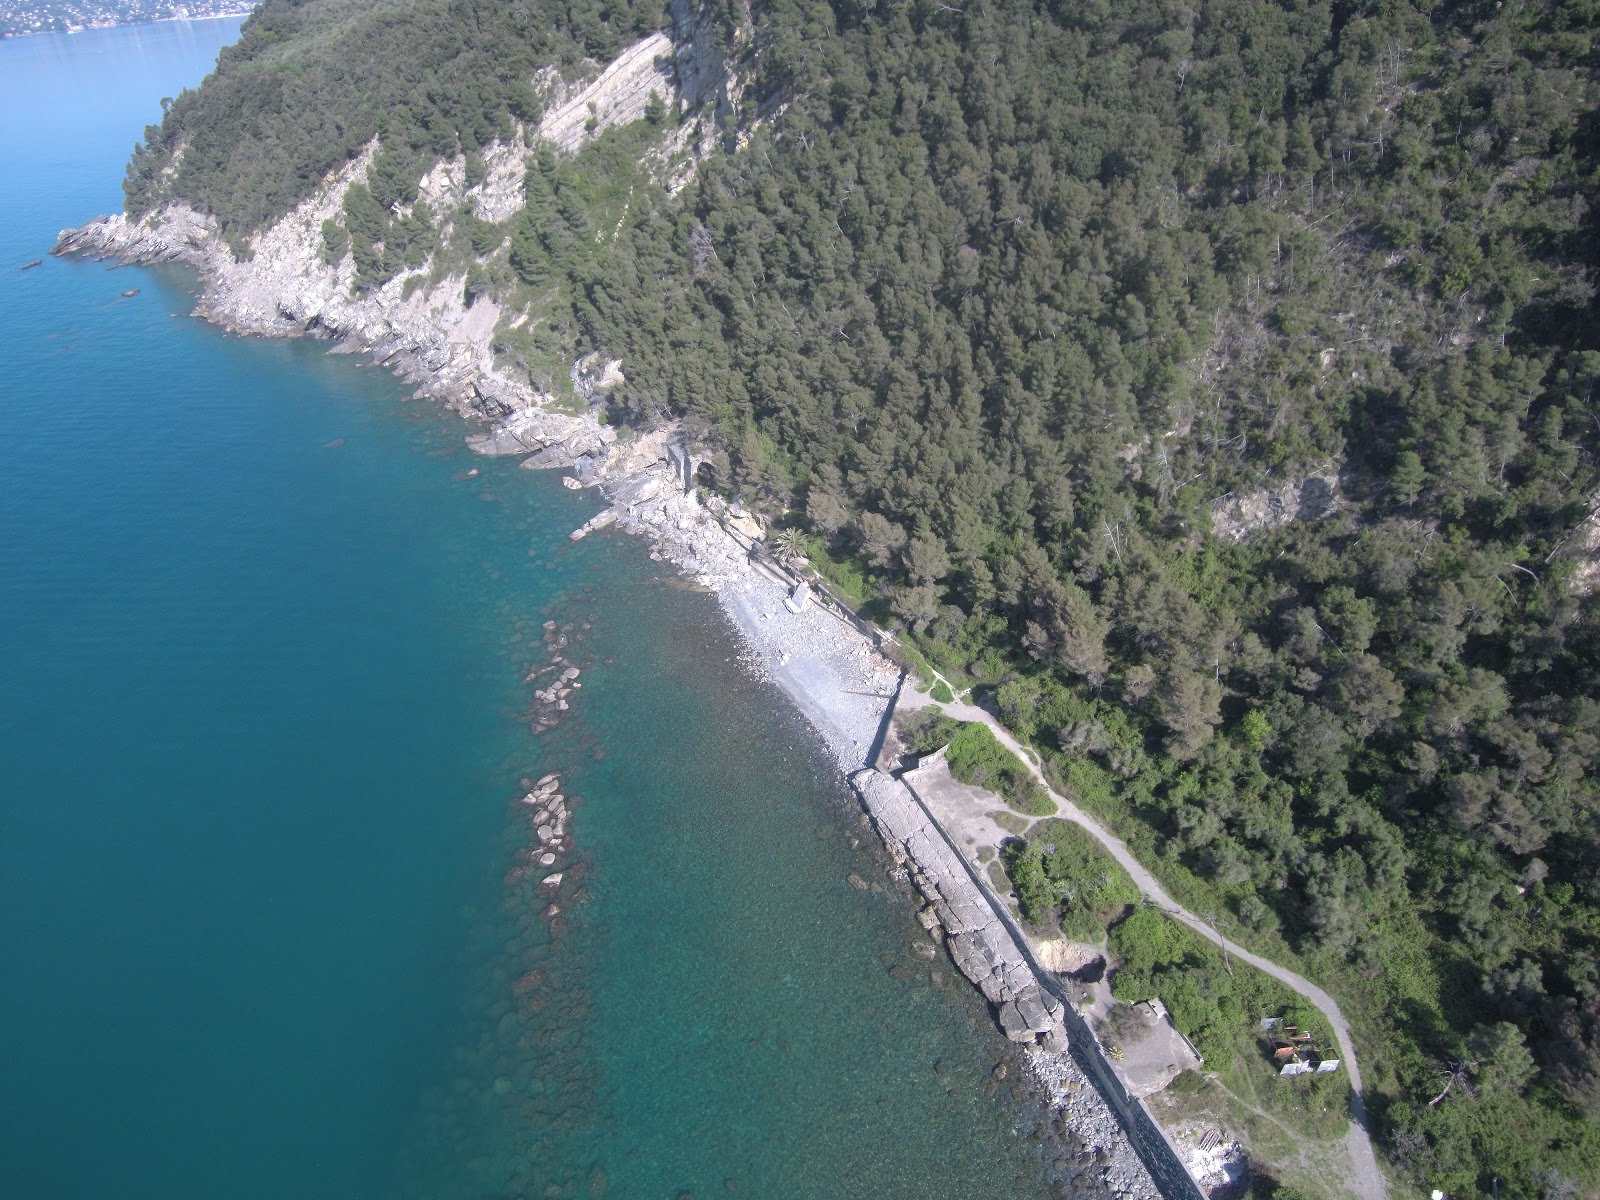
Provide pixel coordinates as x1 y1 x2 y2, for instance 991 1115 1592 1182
55 0 1600 1196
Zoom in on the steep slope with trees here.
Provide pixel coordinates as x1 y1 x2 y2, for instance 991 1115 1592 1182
117 1 1600 1196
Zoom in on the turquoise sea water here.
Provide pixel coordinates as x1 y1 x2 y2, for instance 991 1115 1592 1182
0 22 1059 1199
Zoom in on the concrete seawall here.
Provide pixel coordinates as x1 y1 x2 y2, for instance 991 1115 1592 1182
850 764 1207 1200
851 768 1070 1044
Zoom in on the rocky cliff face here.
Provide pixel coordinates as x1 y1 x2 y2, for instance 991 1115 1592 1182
55 5 763 494
55 176 530 423
1208 466 1349 542
536 32 677 154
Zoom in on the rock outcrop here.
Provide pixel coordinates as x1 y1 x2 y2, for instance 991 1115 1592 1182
1209 465 1348 542
51 133 533 427
1566 490 1600 595
50 0 794 526
537 32 676 152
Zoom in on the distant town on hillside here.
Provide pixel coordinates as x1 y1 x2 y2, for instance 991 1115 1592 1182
0 0 253 38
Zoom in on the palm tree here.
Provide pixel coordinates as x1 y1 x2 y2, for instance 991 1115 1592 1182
768 527 807 566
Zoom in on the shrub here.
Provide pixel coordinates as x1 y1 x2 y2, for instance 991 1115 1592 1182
945 722 1056 817
895 712 1055 815
1109 905 1189 973
895 709 963 757
1024 818 1139 941
1002 841 1060 924
1169 1069 1206 1095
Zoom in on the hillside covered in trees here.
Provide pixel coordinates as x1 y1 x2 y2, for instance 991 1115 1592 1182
123 0 1600 1196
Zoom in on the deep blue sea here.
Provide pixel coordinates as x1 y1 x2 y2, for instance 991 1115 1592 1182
0 20 1057 1199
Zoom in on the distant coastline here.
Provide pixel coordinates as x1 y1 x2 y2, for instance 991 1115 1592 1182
1 7 252 40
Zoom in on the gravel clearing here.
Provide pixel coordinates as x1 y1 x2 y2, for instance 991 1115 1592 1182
715 575 899 770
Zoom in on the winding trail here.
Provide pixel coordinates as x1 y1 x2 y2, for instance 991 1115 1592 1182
921 685 1388 1200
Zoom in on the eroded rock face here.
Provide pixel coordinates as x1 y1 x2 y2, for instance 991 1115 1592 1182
518 427 616 471
53 141 534 428
537 32 676 153
1209 466 1348 542
1568 491 1600 595
49 3 782 470
50 11 781 513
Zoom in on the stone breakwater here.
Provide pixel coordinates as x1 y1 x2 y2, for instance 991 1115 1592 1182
852 769 1069 1047
852 768 1162 1200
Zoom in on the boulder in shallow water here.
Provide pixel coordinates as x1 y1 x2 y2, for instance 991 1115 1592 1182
998 1000 1032 1041
512 969 543 995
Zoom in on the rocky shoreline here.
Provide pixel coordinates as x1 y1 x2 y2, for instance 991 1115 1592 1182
53 210 1164 1200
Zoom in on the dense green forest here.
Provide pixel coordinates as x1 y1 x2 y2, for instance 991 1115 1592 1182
123 0 666 240
124 0 1600 1195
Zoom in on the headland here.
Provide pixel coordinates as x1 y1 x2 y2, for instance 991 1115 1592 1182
53 203 1179 1198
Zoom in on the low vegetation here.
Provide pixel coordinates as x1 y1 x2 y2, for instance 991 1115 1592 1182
1003 817 1138 940
124 0 665 241
1110 906 1352 1143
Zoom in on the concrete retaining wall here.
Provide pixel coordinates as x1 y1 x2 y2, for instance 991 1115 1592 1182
856 765 1208 1200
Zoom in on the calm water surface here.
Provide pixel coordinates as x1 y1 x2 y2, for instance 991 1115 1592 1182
0 21 1056 1198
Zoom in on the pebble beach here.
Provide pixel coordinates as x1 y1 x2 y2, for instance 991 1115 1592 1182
607 465 1166 1200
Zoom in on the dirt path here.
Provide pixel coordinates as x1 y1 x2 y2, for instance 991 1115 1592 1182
923 687 1388 1200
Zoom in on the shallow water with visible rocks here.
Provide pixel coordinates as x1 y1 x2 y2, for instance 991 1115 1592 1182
1 21 1076 1199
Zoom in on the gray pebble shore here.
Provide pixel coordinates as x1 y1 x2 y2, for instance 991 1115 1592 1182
615 478 1163 1200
